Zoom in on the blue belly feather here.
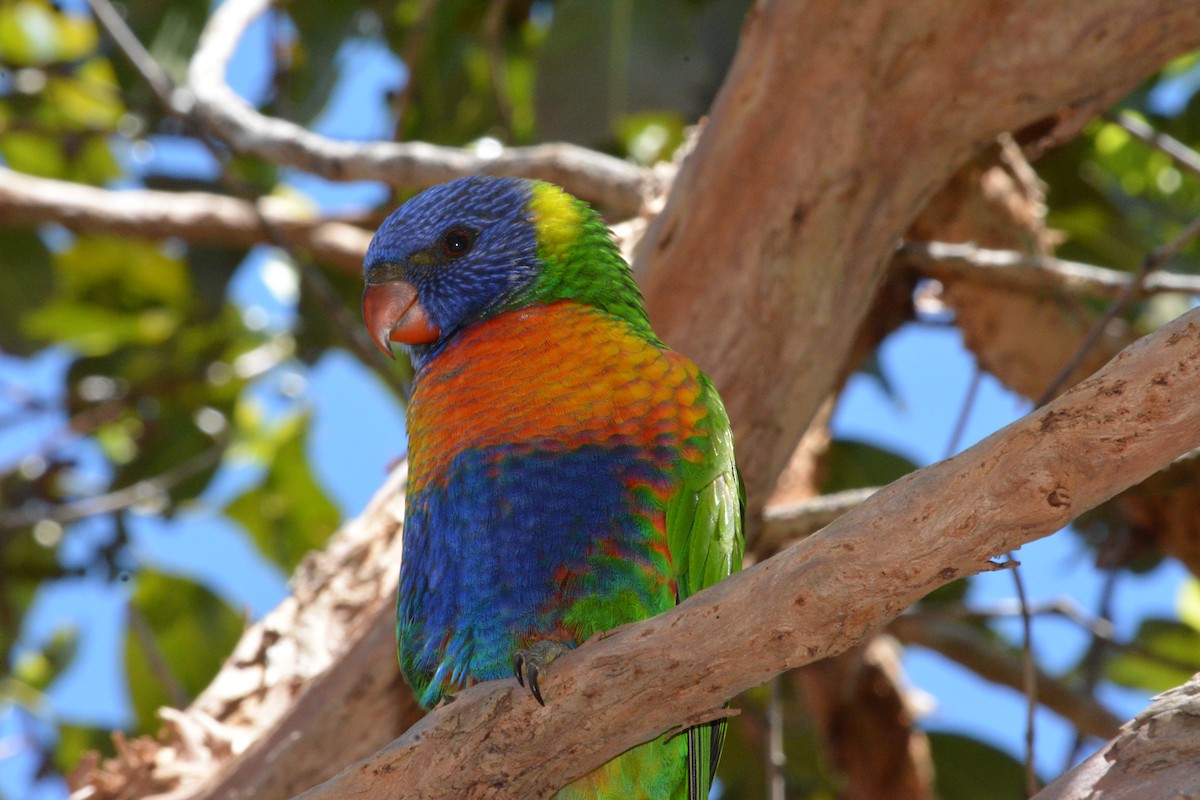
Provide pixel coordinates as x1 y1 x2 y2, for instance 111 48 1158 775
398 442 674 708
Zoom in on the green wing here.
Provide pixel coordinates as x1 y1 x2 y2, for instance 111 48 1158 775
665 373 745 800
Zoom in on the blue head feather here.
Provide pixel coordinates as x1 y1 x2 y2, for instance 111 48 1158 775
363 176 541 366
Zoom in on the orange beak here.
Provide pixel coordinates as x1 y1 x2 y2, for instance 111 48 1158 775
362 280 441 358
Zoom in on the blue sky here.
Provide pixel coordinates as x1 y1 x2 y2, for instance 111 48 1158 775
1 7 1191 799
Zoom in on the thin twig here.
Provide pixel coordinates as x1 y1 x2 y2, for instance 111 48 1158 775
944 364 983 458
941 598 1116 643
1010 563 1039 796
887 614 1121 740
85 0 179 110
1036 211 1200 406
392 0 441 142
1106 110 1200 180
1063 569 1120 770
127 597 192 709
766 674 785 800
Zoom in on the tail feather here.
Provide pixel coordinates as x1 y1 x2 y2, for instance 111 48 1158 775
685 718 727 800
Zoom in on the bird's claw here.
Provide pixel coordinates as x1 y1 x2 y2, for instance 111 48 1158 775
513 640 571 706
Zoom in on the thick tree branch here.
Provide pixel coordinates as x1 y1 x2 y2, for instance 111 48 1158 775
185 0 651 217
1033 673 1200 800
634 0 1200 526
0 166 370 272
295 307 1200 799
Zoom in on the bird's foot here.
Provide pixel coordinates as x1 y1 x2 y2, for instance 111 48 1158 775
513 640 571 706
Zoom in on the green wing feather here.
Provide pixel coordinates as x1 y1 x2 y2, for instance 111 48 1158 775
666 372 745 800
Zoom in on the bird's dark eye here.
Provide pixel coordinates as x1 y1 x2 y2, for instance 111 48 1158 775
442 228 474 258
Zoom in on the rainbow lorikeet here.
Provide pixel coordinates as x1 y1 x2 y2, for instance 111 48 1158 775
362 176 744 799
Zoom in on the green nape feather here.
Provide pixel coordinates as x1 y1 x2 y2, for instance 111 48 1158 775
526 181 659 341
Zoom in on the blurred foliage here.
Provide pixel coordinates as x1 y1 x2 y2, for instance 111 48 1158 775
0 1 1198 798
124 572 243 732
929 733 1028 800
822 439 919 494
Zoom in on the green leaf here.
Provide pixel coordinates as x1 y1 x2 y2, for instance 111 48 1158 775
124 571 243 733
0 228 53 355
115 0 210 85
53 723 114 776
929 732 1028 800
854 352 902 406
1106 619 1200 693
0 131 66 178
46 59 124 132
24 236 191 354
392 0 502 144
224 414 339 573
615 111 687 165
822 439 919 493
1179 578 1200 633
11 627 78 694
0 1 99 66
276 4 359 126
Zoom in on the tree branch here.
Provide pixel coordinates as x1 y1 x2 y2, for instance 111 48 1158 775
185 0 651 217
0 166 371 272
1032 673 1200 800
634 0 1200 526
901 241 1200 300
294 306 1200 799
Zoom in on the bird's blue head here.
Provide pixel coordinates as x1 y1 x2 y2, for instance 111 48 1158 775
362 176 541 366
362 175 652 370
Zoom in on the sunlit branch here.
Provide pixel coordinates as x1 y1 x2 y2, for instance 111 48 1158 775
0 165 370 272
901 240 1200 300
1107 110 1200 180
1036 210 1200 405
187 0 652 217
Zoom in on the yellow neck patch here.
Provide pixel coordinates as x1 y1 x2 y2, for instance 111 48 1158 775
529 182 583 260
